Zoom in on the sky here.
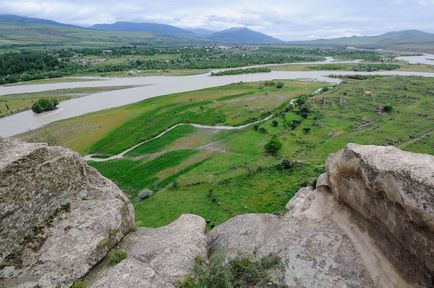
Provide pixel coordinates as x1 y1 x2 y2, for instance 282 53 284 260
0 0 434 40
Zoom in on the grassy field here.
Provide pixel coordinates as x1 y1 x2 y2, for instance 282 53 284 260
20 80 321 154
0 85 136 117
19 76 434 229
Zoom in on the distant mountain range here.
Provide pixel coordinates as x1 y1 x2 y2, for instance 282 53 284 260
208 27 283 44
91 21 194 36
296 30 434 50
1 14 434 52
90 22 283 44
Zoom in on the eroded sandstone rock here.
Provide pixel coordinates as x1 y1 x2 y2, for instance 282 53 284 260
90 214 207 287
208 144 433 287
0 138 135 287
326 143 434 286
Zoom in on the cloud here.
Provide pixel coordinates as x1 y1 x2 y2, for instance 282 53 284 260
0 0 433 40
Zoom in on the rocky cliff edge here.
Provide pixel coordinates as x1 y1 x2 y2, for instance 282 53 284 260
1 139 433 287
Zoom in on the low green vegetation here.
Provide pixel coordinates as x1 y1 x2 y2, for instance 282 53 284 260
71 280 86 288
307 63 400 71
126 125 197 156
0 46 381 84
211 67 271 76
178 252 285 288
21 76 434 230
108 248 128 266
31 98 59 113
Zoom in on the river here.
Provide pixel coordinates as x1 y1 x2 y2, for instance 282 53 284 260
396 54 434 65
1 68 434 137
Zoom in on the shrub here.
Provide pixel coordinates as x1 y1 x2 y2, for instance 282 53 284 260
253 124 259 131
279 159 301 171
108 248 127 265
71 281 86 288
271 120 279 127
383 105 393 113
135 188 154 202
299 106 310 118
275 82 284 89
265 135 282 156
289 119 302 130
177 252 285 288
302 127 311 134
258 127 268 134
31 98 59 114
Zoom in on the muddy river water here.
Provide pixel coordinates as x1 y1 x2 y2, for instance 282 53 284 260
1 66 434 137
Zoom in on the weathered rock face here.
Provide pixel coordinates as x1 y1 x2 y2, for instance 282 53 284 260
1 138 432 288
91 214 207 288
209 144 434 288
0 138 135 287
326 143 434 286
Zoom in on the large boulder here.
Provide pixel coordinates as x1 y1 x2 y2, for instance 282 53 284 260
208 144 433 287
0 138 134 287
326 143 434 286
90 214 207 287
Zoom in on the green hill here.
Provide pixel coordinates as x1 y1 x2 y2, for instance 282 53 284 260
294 30 434 53
0 15 183 49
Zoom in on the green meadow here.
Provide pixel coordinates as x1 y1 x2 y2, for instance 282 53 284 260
20 76 434 229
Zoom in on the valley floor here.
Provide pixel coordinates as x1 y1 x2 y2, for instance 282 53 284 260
18 76 434 229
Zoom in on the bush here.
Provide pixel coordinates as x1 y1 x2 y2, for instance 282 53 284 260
271 120 279 127
135 188 154 202
71 281 86 288
108 248 127 265
302 127 311 134
265 135 282 156
31 98 59 114
275 82 284 89
383 105 393 113
258 127 268 134
177 252 285 288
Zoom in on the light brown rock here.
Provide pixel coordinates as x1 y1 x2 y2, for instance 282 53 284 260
0 138 134 287
91 258 173 288
326 143 434 286
90 214 207 287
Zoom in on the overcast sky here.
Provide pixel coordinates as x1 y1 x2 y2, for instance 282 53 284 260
1 0 433 40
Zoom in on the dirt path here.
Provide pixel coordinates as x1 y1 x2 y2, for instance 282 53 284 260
83 114 274 162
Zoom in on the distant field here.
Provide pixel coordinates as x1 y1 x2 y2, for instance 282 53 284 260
0 85 136 117
19 76 434 229
269 62 434 73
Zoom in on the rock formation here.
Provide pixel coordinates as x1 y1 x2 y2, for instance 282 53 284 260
1 139 432 288
0 138 135 287
91 214 207 288
209 144 434 287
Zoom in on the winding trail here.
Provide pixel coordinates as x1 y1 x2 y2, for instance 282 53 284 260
83 114 275 162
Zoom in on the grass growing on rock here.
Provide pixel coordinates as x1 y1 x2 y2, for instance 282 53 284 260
108 248 127 266
177 252 286 288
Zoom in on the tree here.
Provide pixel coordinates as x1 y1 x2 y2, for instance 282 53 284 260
271 120 279 127
265 135 282 156
303 127 311 134
31 98 59 114
299 106 310 118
